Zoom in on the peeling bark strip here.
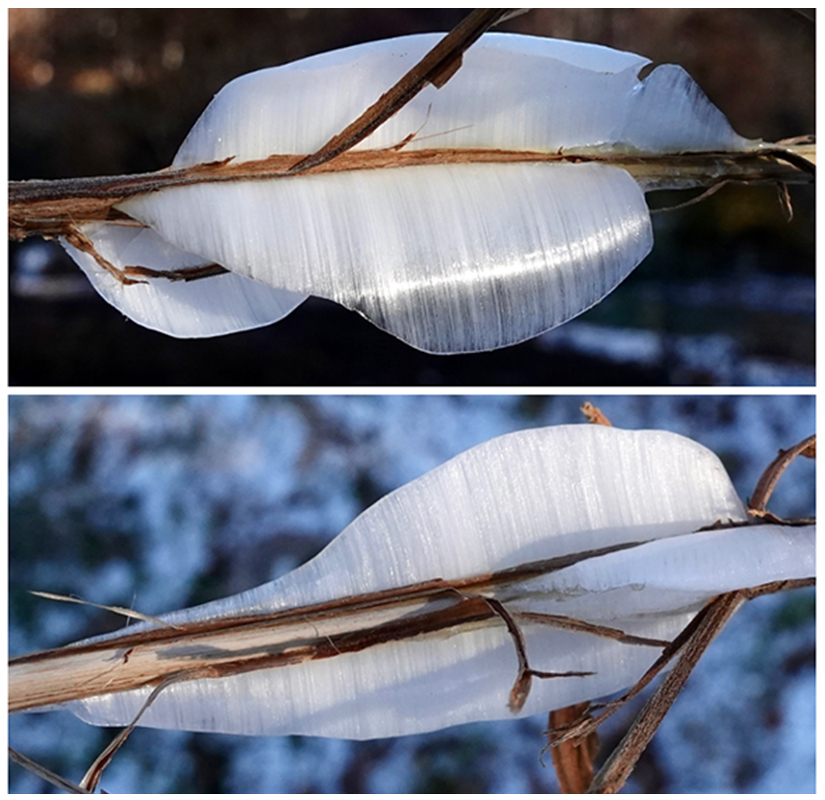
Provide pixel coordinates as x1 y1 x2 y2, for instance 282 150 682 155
8 555 812 718
8 748 91 795
8 144 815 241
549 702 600 794
9 539 655 713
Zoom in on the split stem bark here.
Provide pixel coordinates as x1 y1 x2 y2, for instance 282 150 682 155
9 143 815 240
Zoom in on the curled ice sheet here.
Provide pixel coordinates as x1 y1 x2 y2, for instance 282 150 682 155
172 33 751 163
507 525 815 621
61 224 306 338
59 426 813 739
60 32 754 347
120 162 652 353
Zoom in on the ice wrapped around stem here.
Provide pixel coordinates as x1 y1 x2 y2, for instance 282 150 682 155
60 33 757 352
19 425 811 740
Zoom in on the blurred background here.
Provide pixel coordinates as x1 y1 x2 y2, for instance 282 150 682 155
8 9 815 386
9 395 815 793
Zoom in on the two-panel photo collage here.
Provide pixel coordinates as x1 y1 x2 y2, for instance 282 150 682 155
7 9 815 795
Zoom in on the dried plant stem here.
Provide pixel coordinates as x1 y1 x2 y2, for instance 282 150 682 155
8 748 90 794
482 597 594 713
28 590 185 630
286 8 518 175
9 144 815 242
587 592 746 794
79 675 185 792
549 703 600 794
8 539 650 713
544 576 812 793
749 433 816 515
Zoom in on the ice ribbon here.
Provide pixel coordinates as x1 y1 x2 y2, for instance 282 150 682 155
13 426 812 740
60 33 756 352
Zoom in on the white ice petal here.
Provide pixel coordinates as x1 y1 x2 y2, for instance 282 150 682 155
173 33 749 164
60 425 809 740
96 426 748 626
119 162 653 353
64 33 751 345
227 425 748 614
509 524 815 620
61 224 307 337
618 63 750 153
68 610 695 739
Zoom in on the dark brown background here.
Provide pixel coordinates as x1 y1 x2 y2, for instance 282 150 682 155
9 9 815 386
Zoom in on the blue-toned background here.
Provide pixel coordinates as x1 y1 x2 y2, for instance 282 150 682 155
9 395 815 793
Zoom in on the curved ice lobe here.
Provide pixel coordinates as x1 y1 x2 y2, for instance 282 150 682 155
119 162 653 353
171 33 751 168
617 63 752 155
61 223 307 338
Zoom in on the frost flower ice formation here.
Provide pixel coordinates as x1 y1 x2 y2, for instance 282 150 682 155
12 425 814 740
60 33 756 353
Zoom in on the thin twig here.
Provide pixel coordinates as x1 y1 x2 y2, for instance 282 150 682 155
285 9 519 175
545 576 814 754
762 143 816 175
30 590 185 630
749 433 815 515
482 597 593 713
80 674 186 792
649 179 732 214
586 593 746 793
8 748 91 794
775 181 794 222
580 403 612 427
514 611 669 648
545 596 713 748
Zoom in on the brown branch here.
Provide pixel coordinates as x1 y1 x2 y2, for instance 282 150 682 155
549 703 600 794
586 592 746 794
8 539 651 713
581 402 613 427
10 145 815 242
285 9 519 175
749 433 816 515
